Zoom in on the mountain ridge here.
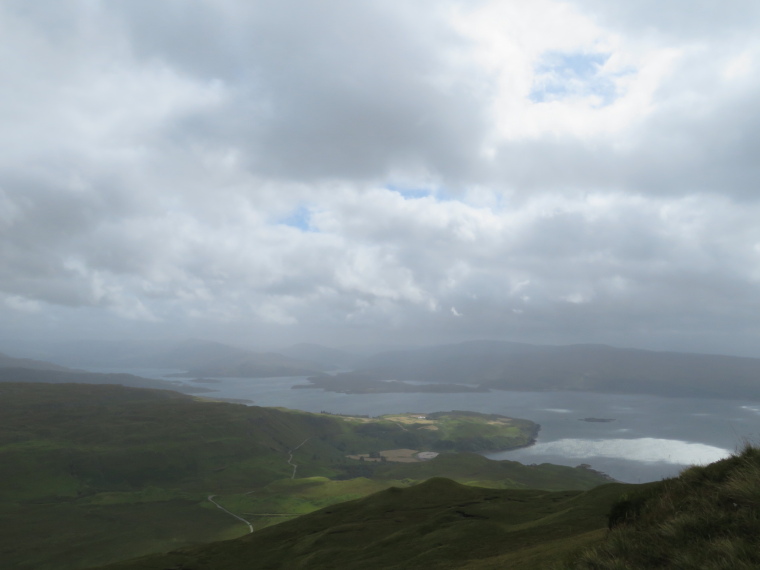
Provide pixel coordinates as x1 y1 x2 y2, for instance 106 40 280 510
354 340 760 400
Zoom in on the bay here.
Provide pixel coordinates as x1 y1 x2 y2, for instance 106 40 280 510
89 368 758 483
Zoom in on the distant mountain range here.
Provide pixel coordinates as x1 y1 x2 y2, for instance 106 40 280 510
0 351 73 372
0 350 213 393
0 362 210 395
276 342 357 369
3 339 336 379
4 338 760 398
355 340 760 400
157 339 329 378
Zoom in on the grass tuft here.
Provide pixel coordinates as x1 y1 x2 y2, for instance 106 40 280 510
562 444 760 569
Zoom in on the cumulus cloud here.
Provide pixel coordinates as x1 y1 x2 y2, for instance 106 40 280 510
1 0 760 354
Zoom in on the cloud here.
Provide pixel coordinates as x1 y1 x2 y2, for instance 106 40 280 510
1 0 760 354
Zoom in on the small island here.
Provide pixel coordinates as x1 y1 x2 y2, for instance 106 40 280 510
579 417 616 423
294 372 489 394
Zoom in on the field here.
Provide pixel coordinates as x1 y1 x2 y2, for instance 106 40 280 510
88 446 760 569
334 410 540 453
0 383 609 569
96 478 635 570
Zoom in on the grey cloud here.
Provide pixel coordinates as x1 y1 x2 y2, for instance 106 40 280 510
489 75 760 199
2 0 760 356
112 0 486 182
576 0 760 40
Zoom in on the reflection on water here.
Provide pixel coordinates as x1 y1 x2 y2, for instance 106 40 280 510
519 437 729 464
87 367 759 483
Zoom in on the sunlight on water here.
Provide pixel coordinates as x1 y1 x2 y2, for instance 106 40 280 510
522 438 731 465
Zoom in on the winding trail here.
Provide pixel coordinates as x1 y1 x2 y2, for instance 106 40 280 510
287 437 311 479
208 495 254 534
206 437 311 533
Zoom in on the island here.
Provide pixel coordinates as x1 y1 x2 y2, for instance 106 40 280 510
293 372 489 394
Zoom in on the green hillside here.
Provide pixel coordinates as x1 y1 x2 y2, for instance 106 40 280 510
0 382 608 570
93 446 760 570
95 478 632 570
563 444 760 569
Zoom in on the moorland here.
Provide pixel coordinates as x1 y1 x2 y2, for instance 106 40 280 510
0 382 605 570
3 338 760 569
96 445 760 570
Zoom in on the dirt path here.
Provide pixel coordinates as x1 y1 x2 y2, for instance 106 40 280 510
207 437 311 533
208 495 253 534
287 437 310 479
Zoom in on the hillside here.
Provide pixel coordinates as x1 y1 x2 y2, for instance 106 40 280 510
169 351 325 378
277 342 357 369
93 446 760 570
0 366 211 394
0 350 74 372
95 478 632 570
563 444 760 569
15 339 329 379
157 339 328 378
355 341 760 400
0 383 608 570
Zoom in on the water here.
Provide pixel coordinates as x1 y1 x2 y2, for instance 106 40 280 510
91 368 760 483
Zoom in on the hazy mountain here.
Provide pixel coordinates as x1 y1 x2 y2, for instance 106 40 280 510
16 338 329 378
140 338 252 368
0 367 210 394
357 340 760 400
0 351 73 372
277 342 357 369
11 339 177 367
170 350 327 378
87 338 330 378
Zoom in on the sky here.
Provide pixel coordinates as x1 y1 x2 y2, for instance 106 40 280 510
2 0 760 356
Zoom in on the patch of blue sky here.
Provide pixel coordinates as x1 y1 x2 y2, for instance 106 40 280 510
278 205 313 231
385 184 433 200
384 184 475 206
529 51 622 107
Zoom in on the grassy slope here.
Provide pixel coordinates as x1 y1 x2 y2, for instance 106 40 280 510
372 452 611 490
96 478 632 570
0 383 349 569
0 382 610 570
563 445 760 569
94 446 760 570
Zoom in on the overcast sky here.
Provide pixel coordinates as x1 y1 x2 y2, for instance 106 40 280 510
2 0 760 355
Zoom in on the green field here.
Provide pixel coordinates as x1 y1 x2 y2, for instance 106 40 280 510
96 478 634 570
90 446 760 569
339 410 539 453
0 382 610 569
